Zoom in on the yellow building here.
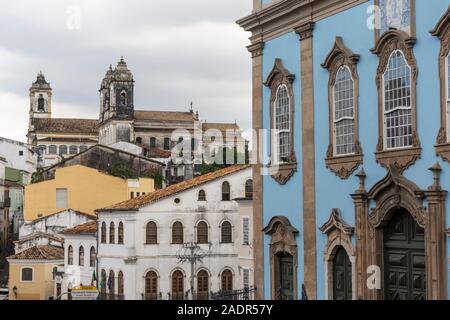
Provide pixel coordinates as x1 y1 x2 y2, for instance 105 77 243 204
24 165 154 220
7 245 64 300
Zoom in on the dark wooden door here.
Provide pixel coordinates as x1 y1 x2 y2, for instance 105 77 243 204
278 254 294 300
333 246 352 300
384 210 426 300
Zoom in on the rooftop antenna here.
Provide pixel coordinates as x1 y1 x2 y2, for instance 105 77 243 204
190 101 193 113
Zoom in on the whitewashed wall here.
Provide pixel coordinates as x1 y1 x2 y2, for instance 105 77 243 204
97 167 253 300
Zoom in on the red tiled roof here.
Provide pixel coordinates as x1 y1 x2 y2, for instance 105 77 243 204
7 245 64 260
62 221 97 235
98 164 251 211
32 118 98 135
134 110 196 122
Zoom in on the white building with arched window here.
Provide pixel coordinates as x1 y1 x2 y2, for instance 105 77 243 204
95 165 253 300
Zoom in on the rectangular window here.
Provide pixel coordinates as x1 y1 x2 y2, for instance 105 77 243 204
243 268 250 289
164 138 171 150
56 189 68 209
19 151 23 156
130 192 134 199
242 217 250 245
21 267 33 282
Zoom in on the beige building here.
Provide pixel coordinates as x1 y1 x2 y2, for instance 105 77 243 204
24 165 154 220
7 245 64 300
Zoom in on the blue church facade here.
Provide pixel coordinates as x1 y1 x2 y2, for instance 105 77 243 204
238 0 450 300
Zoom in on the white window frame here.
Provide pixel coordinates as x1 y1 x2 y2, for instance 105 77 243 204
382 49 413 150
273 84 291 163
332 65 356 156
242 268 250 289
242 216 250 246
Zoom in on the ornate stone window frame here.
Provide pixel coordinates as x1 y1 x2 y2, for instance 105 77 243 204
352 164 447 300
320 208 356 300
431 6 450 163
264 59 297 185
371 30 421 173
263 216 299 300
322 37 363 179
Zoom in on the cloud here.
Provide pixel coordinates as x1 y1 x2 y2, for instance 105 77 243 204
0 0 253 143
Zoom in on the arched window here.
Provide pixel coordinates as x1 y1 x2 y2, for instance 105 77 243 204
383 50 412 149
145 271 158 300
108 270 115 295
100 269 107 293
221 221 232 243
196 221 208 244
264 59 296 184
146 222 157 244
274 85 291 163
120 91 127 105
171 270 184 300
333 66 355 155
245 179 253 199
118 271 124 297
68 245 73 265
198 190 206 201
118 222 124 244
48 145 57 155
150 137 157 148
69 145 78 155
221 269 233 292
59 145 67 155
322 37 362 179
79 145 88 152
172 221 184 244
222 182 230 201
101 222 107 244
109 222 115 244
197 270 209 300
78 246 84 266
90 246 96 267
37 94 45 111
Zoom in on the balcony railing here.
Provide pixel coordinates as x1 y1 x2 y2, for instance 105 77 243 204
210 287 257 301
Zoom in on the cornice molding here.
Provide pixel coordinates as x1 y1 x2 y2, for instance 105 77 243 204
237 0 369 43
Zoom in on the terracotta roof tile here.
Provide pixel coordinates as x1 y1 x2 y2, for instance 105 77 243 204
98 164 251 211
62 221 97 235
134 110 196 122
32 209 96 223
14 232 64 245
32 118 98 134
7 245 64 260
202 122 240 132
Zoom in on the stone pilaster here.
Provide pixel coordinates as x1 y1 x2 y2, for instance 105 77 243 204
295 21 317 300
247 41 265 300
423 163 448 300
351 169 369 299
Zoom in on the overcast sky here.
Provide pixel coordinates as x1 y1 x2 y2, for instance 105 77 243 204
0 0 253 143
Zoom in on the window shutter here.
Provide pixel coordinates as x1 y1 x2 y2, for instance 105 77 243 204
56 188 68 209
